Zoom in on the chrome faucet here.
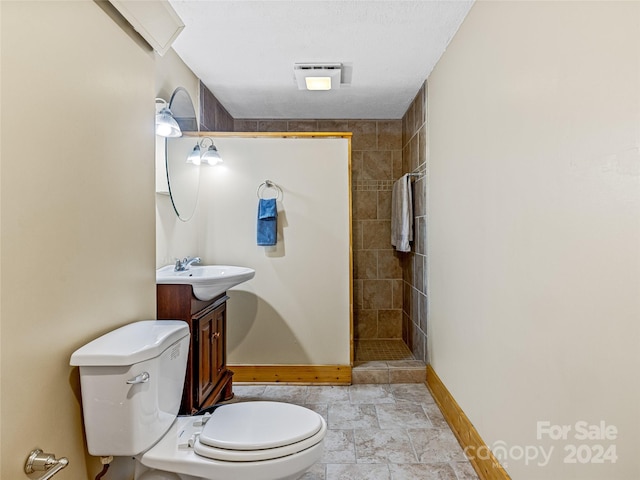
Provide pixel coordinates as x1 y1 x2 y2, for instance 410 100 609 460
174 256 201 272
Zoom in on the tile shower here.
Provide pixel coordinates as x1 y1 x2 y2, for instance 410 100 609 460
401 82 428 363
229 81 429 368
233 119 405 355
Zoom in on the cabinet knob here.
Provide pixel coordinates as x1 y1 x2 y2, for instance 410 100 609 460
212 332 221 339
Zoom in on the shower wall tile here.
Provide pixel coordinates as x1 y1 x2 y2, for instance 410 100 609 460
415 217 426 256
258 120 288 131
403 282 413 319
378 250 402 279
413 255 425 293
362 221 391 249
413 86 425 133
234 119 258 132
349 120 377 150
287 120 318 131
200 81 233 131
419 293 428 334
356 310 378 338
402 143 410 176
378 191 392 220
419 125 427 167
353 279 363 310
403 253 413 284
377 121 402 150
363 280 392 310
403 102 414 147
355 250 378 280
403 313 413 349
318 120 349 132
414 177 426 217
412 326 426 363
362 151 393 180
215 102 234 131
351 151 364 183
410 133 419 172
392 151 404 180
411 287 420 326
353 190 378 220
392 280 403 310
352 221 363 250
400 79 429 362
378 310 402 338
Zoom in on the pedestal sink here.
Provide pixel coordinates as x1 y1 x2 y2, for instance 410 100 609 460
156 265 255 301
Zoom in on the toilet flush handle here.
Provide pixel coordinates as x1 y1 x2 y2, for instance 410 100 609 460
126 372 150 384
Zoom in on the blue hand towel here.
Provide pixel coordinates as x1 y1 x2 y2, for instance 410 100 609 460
257 198 277 246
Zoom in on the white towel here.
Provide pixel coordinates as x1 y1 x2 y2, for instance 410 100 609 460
391 174 413 252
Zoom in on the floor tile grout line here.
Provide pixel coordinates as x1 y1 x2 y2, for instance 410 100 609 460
407 426 421 464
351 428 359 464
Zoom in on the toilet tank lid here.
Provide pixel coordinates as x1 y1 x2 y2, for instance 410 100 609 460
70 320 189 367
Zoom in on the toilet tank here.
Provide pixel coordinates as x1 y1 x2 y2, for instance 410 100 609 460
70 320 190 456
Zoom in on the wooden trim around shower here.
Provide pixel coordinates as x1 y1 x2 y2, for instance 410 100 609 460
229 364 352 385
199 131 355 368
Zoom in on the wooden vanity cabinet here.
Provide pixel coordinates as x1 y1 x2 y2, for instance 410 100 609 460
157 284 234 415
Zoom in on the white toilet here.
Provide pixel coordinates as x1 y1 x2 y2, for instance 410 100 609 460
70 320 326 480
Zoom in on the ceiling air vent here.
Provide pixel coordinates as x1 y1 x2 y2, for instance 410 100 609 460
294 63 342 91
109 0 184 56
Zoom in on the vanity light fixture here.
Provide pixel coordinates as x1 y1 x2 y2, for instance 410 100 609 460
186 143 202 165
186 137 222 166
294 63 342 91
155 98 182 137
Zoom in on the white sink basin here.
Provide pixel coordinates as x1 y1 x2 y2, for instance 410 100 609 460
156 265 255 301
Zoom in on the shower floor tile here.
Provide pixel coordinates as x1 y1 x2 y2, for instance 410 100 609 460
354 339 414 362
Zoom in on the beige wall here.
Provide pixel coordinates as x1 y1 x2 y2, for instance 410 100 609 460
1 1 156 479
427 1 640 478
200 136 351 365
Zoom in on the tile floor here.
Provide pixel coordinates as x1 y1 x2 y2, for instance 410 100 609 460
231 383 479 480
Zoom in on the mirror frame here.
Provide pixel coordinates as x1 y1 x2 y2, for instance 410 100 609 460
165 87 199 221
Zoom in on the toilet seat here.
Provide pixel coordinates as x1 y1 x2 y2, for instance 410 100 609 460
195 402 325 462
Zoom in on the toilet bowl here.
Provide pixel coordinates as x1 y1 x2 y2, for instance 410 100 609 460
70 320 326 480
140 402 326 480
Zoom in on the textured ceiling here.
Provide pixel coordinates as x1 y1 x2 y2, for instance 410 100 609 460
169 0 474 119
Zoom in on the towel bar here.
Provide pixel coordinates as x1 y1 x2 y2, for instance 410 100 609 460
257 180 283 200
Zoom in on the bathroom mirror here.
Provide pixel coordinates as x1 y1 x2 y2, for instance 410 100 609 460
166 87 199 221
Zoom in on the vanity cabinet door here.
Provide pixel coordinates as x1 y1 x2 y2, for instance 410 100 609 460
196 311 215 405
194 301 227 408
213 304 226 384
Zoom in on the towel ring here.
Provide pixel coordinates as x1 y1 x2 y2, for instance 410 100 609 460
257 180 282 200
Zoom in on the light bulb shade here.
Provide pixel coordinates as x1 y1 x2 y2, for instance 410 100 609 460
305 76 332 91
156 107 182 137
201 144 222 165
186 144 201 165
